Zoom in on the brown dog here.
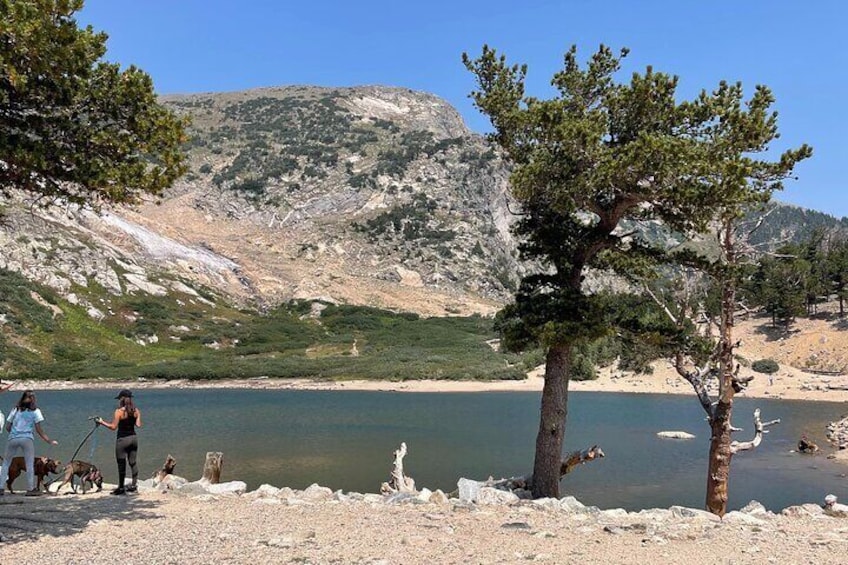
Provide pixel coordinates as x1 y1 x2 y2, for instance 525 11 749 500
3 456 61 493
54 460 103 494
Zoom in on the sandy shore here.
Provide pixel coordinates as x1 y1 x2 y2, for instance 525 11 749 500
7 361 848 403
2 484 848 564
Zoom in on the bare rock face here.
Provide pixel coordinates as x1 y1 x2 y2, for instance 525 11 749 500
1 85 524 320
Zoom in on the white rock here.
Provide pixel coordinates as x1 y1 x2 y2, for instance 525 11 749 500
274 486 296 500
559 496 586 513
206 480 247 496
781 504 825 517
124 273 168 296
723 511 768 526
87 306 105 321
670 506 721 522
657 431 696 440
600 508 629 519
531 497 562 511
457 477 484 503
245 484 280 498
429 489 449 505
637 508 672 521
157 474 188 492
416 488 433 503
302 483 333 500
477 487 519 505
740 500 769 515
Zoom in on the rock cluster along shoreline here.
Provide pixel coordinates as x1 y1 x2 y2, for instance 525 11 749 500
827 415 848 451
144 473 848 523
4 472 848 563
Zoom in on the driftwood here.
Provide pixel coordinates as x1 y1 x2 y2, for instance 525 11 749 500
560 445 605 476
729 409 781 454
154 454 177 481
380 442 416 494
489 445 605 493
200 452 223 485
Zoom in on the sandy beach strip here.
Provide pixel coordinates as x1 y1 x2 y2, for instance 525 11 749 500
5 362 848 403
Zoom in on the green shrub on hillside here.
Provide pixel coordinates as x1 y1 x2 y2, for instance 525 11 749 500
2 271 531 383
752 359 780 374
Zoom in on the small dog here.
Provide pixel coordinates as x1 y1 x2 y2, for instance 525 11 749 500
54 460 103 494
3 456 62 493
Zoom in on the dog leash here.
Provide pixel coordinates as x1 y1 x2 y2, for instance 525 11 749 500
44 417 101 491
68 417 102 464
87 425 100 461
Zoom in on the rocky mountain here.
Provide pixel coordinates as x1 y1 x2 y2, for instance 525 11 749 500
1 85 523 319
0 85 844 326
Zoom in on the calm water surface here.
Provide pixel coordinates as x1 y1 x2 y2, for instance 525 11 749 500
22 389 848 511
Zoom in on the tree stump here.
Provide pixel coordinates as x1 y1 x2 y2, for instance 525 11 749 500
200 452 223 484
380 442 416 494
155 454 177 482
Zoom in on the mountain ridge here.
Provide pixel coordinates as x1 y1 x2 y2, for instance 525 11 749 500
1 84 844 322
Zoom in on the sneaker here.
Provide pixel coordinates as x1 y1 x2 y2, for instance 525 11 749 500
110 487 126 495
25 490 43 497
126 484 137 493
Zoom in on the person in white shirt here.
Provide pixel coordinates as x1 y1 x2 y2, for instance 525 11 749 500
0 390 58 496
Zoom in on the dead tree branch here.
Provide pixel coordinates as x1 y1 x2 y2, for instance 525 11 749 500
560 445 605 476
730 409 781 454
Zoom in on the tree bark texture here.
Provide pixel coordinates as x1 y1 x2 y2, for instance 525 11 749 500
706 398 733 516
200 452 223 485
706 220 737 517
156 454 177 482
531 343 571 499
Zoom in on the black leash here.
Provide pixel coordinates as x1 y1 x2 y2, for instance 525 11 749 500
68 417 101 464
45 417 101 491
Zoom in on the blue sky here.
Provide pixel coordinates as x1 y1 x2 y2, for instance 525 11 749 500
78 1 847 217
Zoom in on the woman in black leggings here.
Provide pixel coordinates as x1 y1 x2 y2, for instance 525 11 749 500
97 389 143 495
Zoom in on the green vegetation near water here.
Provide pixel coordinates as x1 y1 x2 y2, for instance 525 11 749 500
0 268 535 382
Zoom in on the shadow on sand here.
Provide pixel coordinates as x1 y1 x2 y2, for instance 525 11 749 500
0 492 162 545
752 321 800 342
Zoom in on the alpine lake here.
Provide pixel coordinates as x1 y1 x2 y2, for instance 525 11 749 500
27 388 848 512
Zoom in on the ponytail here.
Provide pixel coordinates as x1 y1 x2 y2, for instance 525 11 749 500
121 397 137 419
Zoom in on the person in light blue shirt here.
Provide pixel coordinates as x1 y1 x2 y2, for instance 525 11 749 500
0 379 13 430
0 390 58 496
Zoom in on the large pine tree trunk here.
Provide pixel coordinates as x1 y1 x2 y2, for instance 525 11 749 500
705 220 737 517
705 398 733 516
531 343 570 499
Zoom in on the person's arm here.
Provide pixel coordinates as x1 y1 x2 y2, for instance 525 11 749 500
134 408 142 428
97 408 124 431
35 422 58 445
0 380 13 393
5 408 16 433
